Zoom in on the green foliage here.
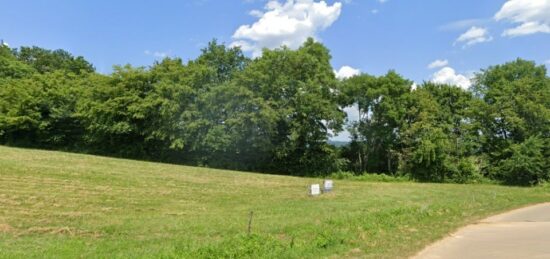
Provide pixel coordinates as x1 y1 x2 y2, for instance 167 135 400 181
189 82 276 170
398 84 481 183
472 59 550 184
496 136 549 185
235 38 345 174
14 46 94 74
182 234 289 259
340 71 412 174
0 45 35 78
0 71 91 148
329 171 411 182
0 42 547 184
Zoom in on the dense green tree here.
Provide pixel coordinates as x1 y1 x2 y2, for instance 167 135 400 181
190 82 276 170
14 46 94 74
194 40 249 84
340 71 412 174
78 65 155 157
236 39 345 174
472 59 550 184
400 84 480 182
0 45 34 78
0 71 93 148
496 136 548 185
1 42 547 182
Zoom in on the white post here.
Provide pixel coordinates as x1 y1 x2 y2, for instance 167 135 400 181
309 184 321 196
323 180 334 192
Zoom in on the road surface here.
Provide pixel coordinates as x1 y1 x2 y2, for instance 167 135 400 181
413 203 550 259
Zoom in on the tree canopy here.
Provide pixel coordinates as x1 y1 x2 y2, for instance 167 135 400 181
0 42 548 184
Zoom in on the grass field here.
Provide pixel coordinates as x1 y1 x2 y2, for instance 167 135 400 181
0 146 549 258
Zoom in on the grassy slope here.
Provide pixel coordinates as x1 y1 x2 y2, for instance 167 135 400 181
0 146 548 258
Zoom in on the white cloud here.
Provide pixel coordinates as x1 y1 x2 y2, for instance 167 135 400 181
334 65 360 80
546 59 550 64
371 9 379 14
411 82 418 91
231 0 342 57
495 0 550 37
249 9 264 18
344 104 360 122
455 26 493 47
439 18 488 31
427 59 449 69
329 103 359 141
332 65 360 142
431 67 472 89
144 50 169 58
377 0 388 3
502 22 550 37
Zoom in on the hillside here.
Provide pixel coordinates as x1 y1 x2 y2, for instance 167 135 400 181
0 145 549 258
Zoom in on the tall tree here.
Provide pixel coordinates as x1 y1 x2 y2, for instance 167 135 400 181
401 83 479 182
340 71 412 174
14 46 94 74
472 59 550 184
236 38 345 174
0 45 34 78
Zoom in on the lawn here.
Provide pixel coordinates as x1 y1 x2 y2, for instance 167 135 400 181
0 145 548 258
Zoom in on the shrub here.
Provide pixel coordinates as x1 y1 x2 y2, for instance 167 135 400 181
328 171 410 182
496 136 549 185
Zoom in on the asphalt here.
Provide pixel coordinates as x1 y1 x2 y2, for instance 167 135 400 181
413 203 550 259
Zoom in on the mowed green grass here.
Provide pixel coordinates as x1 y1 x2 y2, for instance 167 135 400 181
0 146 549 258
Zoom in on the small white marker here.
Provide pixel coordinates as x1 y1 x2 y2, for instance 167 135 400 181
323 180 334 192
310 184 321 196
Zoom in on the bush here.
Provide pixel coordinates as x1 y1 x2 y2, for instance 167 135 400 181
328 171 410 182
442 157 486 184
496 136 549 185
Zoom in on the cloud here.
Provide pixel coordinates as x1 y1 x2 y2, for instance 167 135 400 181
439 18 488 31
455 26 493 47
332 65 360 141
344 104 360 122
431 67 472 89
249 9 264 17
334 65 360 80
144 50 169 58
427 59 449 69
501 22 550 37
495 0 550 37
231 0 342 57
329 103 359 141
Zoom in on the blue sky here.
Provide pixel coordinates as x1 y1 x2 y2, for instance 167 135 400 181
1 0 549 140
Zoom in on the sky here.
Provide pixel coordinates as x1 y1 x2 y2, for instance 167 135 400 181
1 0 549 141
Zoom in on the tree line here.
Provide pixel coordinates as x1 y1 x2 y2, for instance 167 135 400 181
0 39 548 185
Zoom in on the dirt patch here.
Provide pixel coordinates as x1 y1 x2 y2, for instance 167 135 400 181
0 223 14 233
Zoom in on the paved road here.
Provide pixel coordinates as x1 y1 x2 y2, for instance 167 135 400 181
414 203 550 259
